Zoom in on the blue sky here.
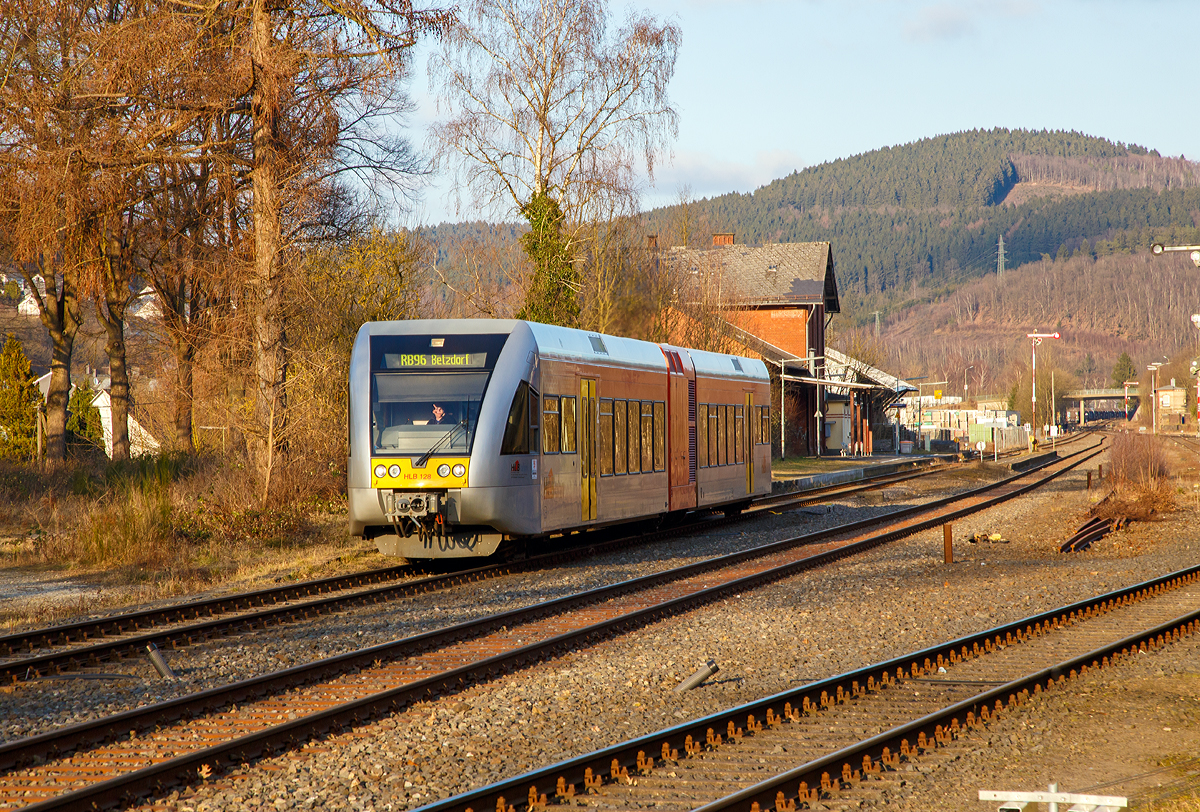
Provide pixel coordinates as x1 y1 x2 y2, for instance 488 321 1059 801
403 0 1200 225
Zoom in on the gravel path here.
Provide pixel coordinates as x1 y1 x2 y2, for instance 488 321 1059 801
8 451 1198 812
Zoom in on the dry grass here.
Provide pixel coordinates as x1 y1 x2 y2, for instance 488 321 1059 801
1091 480 1177 523
0 452 382 629
1092 431 1178 523
1108 431 1173 486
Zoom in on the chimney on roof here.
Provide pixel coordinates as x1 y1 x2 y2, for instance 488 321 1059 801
646 234 658 250
712 233 735 246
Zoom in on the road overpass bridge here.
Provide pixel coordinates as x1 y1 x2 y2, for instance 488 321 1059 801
1063 387 1141 400
1062 387 1141 423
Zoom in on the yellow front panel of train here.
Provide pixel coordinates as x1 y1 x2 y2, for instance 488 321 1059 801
371 457 469 489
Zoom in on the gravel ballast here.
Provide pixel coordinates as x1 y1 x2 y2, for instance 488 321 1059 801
6 452 1198 811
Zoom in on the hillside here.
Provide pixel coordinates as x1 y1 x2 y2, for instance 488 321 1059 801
834 247 1200 416
643 128 1200 324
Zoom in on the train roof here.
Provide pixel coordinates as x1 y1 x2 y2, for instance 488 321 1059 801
526 322 666 371
356 319 768 381
686 347 770 381
356 319 521 337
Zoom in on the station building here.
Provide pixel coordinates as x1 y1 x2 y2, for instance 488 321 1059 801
666 236 914 457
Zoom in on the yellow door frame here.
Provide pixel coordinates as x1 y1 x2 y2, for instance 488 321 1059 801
581 379 597 521
745 392 754 494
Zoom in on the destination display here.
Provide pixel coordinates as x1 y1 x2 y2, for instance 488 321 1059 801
383 352 488 370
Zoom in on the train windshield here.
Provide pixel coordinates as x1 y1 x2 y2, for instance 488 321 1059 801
369 333 509 456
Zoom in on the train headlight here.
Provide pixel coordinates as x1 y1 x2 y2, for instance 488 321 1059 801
452 464 466 477
388 464 401 478
373 464 387 478
437 464 451 477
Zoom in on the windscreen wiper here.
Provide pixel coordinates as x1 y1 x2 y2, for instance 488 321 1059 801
415 421 467 468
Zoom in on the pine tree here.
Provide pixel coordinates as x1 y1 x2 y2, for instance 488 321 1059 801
1111 352 1137 388
67 380 103 447
0 334 40 460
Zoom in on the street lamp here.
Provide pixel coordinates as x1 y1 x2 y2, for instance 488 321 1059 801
963 365 974 406
1148 362 1163 435
1027 332 1060 444
1151 243 1200 267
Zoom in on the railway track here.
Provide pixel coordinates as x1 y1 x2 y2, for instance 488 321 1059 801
423 564 1200 812
0 443 1101 811
0 458 955 684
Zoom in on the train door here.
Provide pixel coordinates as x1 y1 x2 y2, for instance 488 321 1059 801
744 392 754 495
580 378 597 521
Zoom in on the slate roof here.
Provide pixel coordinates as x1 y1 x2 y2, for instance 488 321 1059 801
670 242 840 312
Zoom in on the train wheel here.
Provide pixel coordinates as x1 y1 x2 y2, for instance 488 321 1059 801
723 501 751 518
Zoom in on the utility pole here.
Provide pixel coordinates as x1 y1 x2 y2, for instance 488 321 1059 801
997 235 1006 280
871 311 881 338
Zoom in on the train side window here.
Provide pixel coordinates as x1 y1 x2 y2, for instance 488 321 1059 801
627 400 639 475
500 381 530 455
640 401 654 473
599 398 614 476
710 403 720 462
697 405 708 467
653 402 666 472
560 396 577 453
529 387 540 453
729 403 739 462
542 397 560 454
708 406 718 466
725 405 735 465
614 399 627 474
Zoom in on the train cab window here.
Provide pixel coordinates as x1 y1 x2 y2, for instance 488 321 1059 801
653 402 665 472
729 403 739 462
697 405 708 467
640 401 654 473
371 373 486 456
598 399 614 476
543 397 560 454
759 406 770 445
501 381 531 455
614 400 627 474
369 332 507 458
560 396 577 453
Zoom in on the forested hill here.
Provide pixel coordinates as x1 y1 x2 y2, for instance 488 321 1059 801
644 128 1200 322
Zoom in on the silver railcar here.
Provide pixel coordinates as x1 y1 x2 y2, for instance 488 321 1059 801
348 319 772 559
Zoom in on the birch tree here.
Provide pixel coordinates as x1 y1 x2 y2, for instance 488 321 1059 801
429 0 679 326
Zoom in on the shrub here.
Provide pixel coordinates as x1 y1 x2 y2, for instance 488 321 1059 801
1107 431 1171 485
67 381 103 448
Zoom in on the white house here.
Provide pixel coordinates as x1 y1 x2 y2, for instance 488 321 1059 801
90 389 160 458
17 292 40 316
128 285 162 320
34 373 161 459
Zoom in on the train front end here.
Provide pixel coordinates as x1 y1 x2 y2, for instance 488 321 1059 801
347 320 540 559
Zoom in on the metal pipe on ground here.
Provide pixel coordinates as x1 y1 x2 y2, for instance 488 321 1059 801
675 660 719 692
146 643 177 680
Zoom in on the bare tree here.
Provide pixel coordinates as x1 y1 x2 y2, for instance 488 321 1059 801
240 0 451 483
429 0 679 324
0 0 109 464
